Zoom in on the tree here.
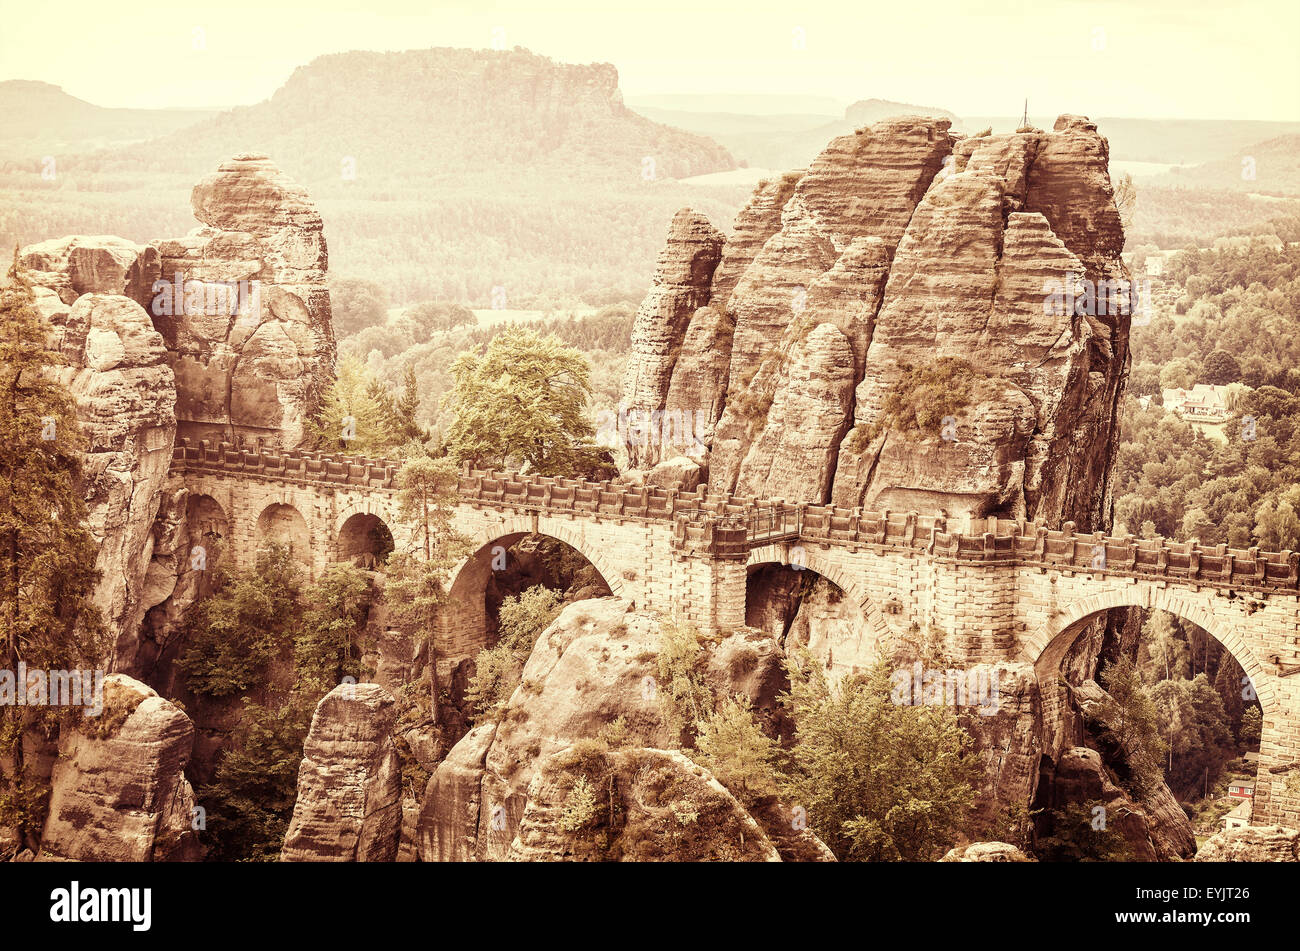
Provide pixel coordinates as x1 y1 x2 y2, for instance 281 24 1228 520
1254 498 1300 551
1238 705 1262 749
405 301 475 337
1201 349 1242 386
464 585 563 722
779 654 980 861
1034 801 1134 862
309 356 405 455
383 454 470 638
331 277 390 338
178 546 301 698
1113 172 1137 231
691 694 780 807
1095 656 1166 796
1150 674 1234 797
0 257 105 841
443 327 598 476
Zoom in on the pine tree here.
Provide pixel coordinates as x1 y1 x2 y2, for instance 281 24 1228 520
0 254 105 841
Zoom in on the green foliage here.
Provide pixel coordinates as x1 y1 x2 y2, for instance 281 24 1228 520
1150 674 1235 797
0 257 107 836
691 694 780 807
198 693 316 862
177 546 301 698
293 564 374 693
1095 656 1167 797
779 654 980 861
558 775 601 833
331 277 391 337
1238 705 1262 748
1033 801 1135 862
655 621 714 743
443 326 600 477
308 356 413 456
875 358 978 439
384 454 470 634
464 586 563 723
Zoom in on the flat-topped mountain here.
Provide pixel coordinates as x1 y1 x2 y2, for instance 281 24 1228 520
60 48 736 185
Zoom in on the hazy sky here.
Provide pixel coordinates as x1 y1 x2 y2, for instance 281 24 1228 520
4 0 1298 119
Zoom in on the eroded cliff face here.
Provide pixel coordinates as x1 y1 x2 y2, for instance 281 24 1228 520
16 240 179 658
622 115 1131 529
154 152 336 452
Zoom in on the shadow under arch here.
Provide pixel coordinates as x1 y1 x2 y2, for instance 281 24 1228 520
336 512 395 568
436 526 623 665
745 542 892 646
255 501 311 567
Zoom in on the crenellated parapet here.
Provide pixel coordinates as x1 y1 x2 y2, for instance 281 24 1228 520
171 437 401 489
167 445 1300 592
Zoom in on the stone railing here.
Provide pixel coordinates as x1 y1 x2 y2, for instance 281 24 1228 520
168 448 1300 590
170 437 401 489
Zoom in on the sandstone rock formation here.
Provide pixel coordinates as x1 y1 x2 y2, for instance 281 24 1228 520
507 746 781 861
621 210 723 468
154 152 335 452
418 598 819 861
1195 825 1300 861
46 293 177 657
282 683 403 862
19 235 160 310
38 675 202 862
940 841 1031 862
625 114 1131 527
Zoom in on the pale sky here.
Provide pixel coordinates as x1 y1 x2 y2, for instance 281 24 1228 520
3 0 1298 119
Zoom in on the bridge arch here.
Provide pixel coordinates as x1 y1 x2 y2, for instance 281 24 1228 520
255 501 311 567
745 542 892 645
1023 586 1277 718
436 518 625 666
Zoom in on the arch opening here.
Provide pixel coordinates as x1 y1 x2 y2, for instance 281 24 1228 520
745 561 878 680
255 502 311 567
337 512 394 568
436 531 613 740
1033 604 1265 856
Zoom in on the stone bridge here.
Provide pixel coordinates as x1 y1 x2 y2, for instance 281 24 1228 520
169 437 1300 825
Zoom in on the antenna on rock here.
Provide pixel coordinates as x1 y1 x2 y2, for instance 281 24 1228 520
1021 98 1028 128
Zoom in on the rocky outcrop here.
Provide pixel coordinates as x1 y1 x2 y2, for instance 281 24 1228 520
620 210 723 468
45 294 177 658
1036 747 1192 861
1195 825 1300 862
19 235 160 310
282 683 403 862
940 842 1031 862
38 675 202 862
154 153 335 451
627 114 1130 529
507 746 782 861
417 598 797 861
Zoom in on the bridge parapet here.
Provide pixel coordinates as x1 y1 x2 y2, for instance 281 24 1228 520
167 448 1300 592
171 437 401 489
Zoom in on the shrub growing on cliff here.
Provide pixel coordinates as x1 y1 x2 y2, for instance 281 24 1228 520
1033 800 1135 862
0 257 106 840
691 695 779 806
1095 656 1167 797
874 358 977 440
779 653 980 861
465 585 564 723
656 621 714 743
